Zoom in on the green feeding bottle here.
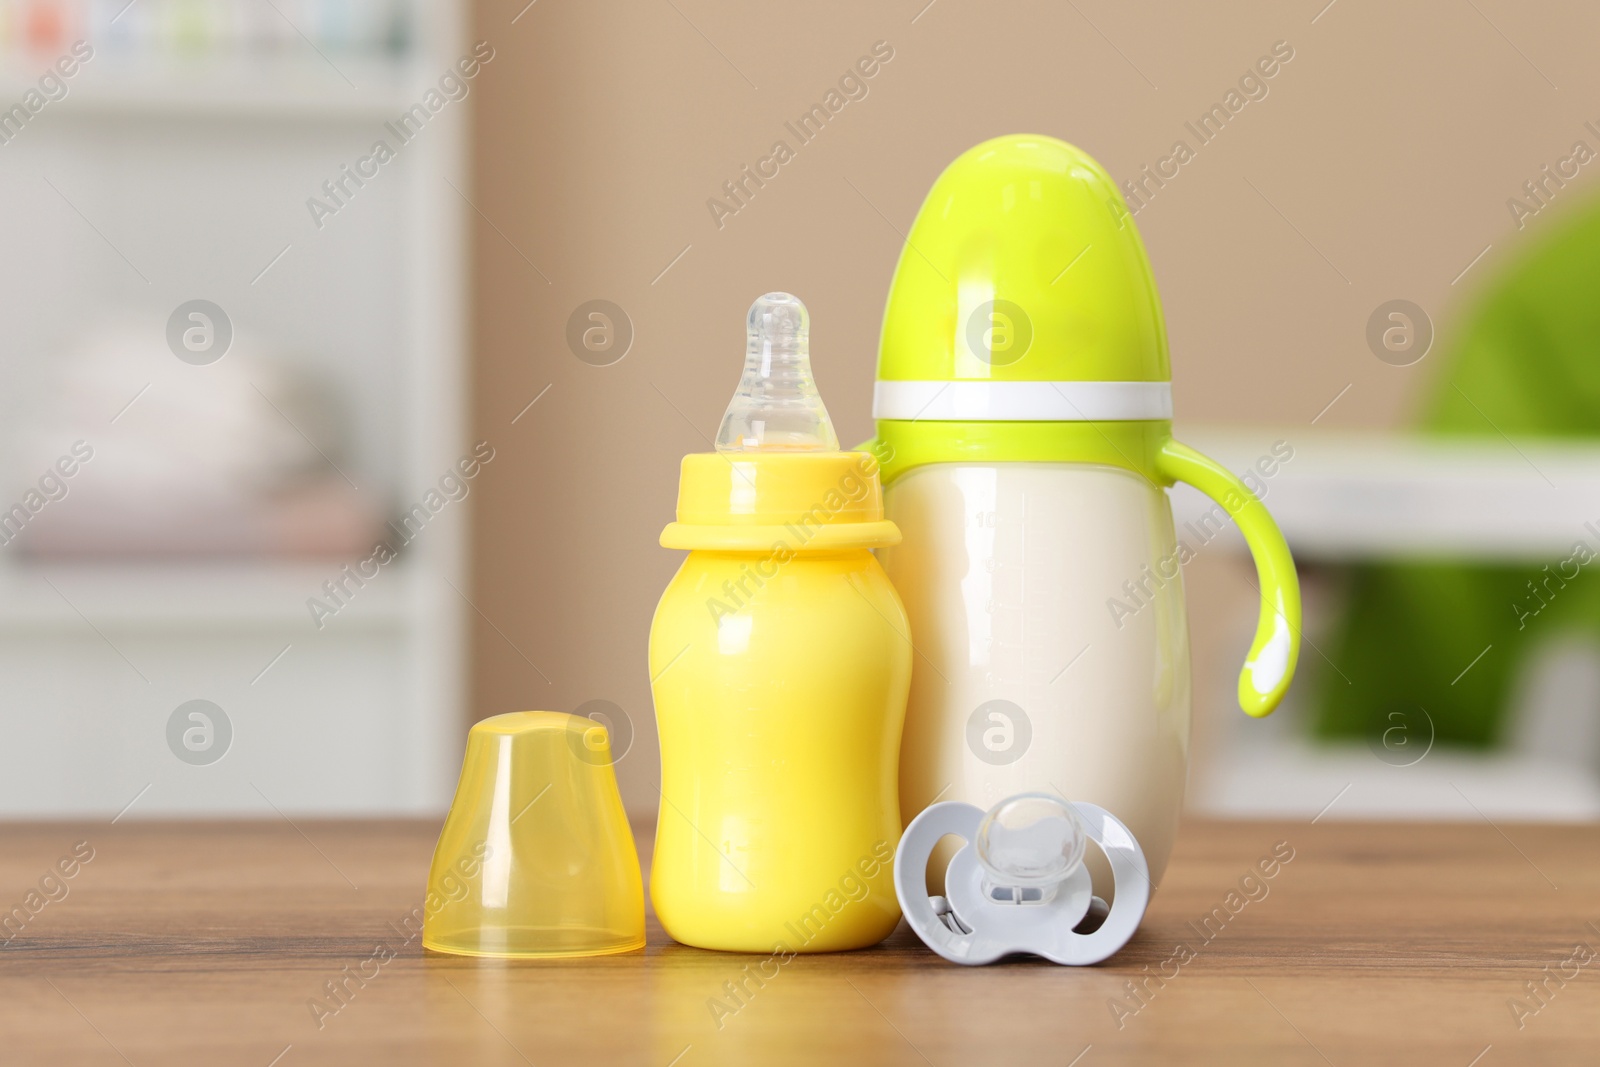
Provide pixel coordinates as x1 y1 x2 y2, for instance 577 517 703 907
868 135 1300 886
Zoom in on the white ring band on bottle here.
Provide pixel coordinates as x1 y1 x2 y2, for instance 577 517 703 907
873 380 1173 422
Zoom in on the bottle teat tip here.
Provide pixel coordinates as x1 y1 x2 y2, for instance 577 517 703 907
748 292 808 340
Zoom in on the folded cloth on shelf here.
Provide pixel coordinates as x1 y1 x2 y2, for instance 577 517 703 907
7 318 384 560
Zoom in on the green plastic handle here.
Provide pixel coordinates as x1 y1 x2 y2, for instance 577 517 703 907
1156 438 1301 717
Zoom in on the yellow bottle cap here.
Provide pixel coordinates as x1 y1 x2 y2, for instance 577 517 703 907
422 711 646 959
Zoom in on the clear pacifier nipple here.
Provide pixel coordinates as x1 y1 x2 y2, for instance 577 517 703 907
715 292 840 453
975 794 1087 900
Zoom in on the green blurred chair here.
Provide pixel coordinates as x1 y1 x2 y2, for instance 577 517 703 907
1316 198 1600 747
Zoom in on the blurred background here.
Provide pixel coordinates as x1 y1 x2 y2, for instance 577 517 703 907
4 0 1599 824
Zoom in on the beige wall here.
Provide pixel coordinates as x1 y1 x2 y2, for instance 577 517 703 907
467 0 1600 811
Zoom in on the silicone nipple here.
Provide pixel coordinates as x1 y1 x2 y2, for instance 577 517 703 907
975 793 1087 890
715 292 839 452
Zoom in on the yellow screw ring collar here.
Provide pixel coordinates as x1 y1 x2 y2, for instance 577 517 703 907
661 451 901 552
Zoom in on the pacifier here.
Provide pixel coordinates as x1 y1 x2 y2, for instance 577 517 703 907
893 793 1150 965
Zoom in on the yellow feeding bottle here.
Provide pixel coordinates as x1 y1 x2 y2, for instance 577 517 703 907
649 292 912 953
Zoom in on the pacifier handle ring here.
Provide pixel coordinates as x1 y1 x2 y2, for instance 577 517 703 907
893 801 984 962
1045 801 1150 965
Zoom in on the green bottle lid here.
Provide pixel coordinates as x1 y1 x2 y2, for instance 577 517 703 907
871 134 1177 482
878 133 1170 389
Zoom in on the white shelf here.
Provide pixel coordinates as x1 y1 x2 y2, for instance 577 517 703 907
0 559 415 630
1 56 425 119
1196 736 1600 822
1173 426 1600 561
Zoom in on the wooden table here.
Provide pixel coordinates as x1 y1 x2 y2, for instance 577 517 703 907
1 817 1596 1066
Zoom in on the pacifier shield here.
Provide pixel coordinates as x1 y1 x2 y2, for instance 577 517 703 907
894 794 1150 966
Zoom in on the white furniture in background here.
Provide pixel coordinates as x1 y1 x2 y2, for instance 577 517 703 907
0 4 470 816
1174 426 1600 821
1174 427 1600 562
